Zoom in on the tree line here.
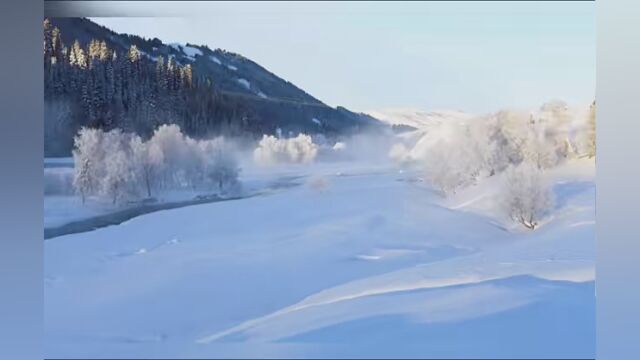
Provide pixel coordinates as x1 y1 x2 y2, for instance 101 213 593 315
73 124 239 205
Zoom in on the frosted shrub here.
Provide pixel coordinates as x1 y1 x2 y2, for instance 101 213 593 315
253 134 318 165
500 162 554 230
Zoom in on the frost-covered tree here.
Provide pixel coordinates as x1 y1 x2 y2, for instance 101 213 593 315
73 156 91 204
147 124 189 188
253 134 318 165
102 146 131 204
584 100 596 158
71 124 240 203
540 100 572 127
202 139 239 191
424 137 479 195
500 162 554 230
99 129 133 204
521 119 559 170
407 101 592 200
464 119 505 177
493 110 530 165
72 127 104 203
421 121 487 195
183 137 208 190
538 101 577 160
129 135 162 198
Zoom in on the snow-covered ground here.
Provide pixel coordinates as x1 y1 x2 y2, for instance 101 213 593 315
44 157 595 358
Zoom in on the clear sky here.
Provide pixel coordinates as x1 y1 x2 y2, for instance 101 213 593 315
91 1 595 114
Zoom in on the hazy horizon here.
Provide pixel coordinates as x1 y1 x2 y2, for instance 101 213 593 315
90 1 595 114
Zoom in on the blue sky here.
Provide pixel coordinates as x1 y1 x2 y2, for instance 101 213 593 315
91 1 595 114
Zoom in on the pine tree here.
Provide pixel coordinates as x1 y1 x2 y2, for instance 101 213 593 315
43 19 53 62
182 64 193 88
88 39 101 65
69 40 86 68
99 40 110 61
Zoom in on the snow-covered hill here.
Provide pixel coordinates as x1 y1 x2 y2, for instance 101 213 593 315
367 108 474 129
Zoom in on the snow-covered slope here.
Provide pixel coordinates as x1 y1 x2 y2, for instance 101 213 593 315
44 159 594 358
367 108 474 129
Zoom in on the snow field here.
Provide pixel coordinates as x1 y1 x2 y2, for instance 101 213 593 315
45 158 594 358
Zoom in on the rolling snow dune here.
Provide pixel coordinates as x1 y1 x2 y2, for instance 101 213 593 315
44 160 594 358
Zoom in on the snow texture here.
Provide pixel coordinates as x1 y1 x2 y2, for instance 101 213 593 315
237 78 250 89
169 43 202 61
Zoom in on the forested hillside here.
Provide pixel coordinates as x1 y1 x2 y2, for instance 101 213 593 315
44 18 381 156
